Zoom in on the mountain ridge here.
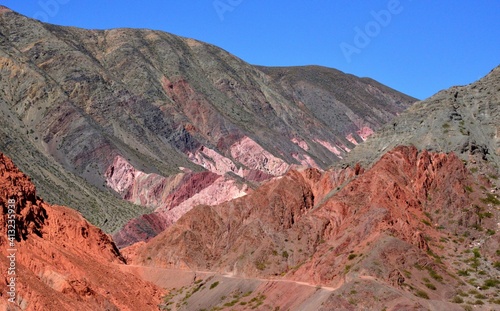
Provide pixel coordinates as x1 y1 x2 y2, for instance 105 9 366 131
0 6 415 237
345 65 500 170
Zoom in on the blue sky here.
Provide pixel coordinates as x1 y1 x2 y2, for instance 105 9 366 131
2 0 499 100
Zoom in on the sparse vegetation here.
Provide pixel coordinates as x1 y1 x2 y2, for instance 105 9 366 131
248 293 266 309
424 282 436 290
348 297 358 305
421 219 432 226
452 296 464 303
474 293 486 299
489 298 500 304
488 174 499 180
223 299 240 307
427 267 443 282
415 290 429 299
209 281 219 289
403 270 412 278
480 211 493 218
481 193 500 205
457 289 468 297
493 261 500 270
484 278 500 288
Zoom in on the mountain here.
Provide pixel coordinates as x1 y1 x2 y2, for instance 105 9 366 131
0 153 162 310
257 65 413 138
2 5 498 310
125 66 500 310
0 6 415 244
347 65 500 170
127 145 500 310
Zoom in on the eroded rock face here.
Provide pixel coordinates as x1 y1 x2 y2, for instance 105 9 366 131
138 146 500 310
127 146 491 307
292 146 474 284
125 164 355 274
105 155 222 209
105 155 249 247
0 153 162 311
114 174 248 247
186 141 282 180
230 136 292 175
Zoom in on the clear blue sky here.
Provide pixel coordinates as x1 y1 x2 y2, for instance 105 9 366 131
2 0 499 100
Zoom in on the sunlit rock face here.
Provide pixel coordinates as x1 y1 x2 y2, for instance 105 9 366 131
0 153 162 311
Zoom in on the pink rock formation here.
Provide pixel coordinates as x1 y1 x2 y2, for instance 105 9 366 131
157 175 248 220
292 153 321 168
187 146 238 176
356 126 374 141
315 139 344 156
230 136 290 176
345 133 359 145
105 155 221 209
291 137 309 151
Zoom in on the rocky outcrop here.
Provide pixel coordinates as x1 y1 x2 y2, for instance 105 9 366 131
229 136 292 175
0 153 162 310
105 155 222 209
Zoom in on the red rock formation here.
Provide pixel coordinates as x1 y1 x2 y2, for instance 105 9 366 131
128 146 481 299
124 164 356 274
293 146 474 284
0 153 162 310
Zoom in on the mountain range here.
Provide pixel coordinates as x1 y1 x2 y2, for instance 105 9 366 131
0 6 414 244
0 5 499 311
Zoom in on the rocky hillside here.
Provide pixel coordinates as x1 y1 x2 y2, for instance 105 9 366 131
127 145 500 310
0 6 415 236
125 67 500 310
347 65 500 170
258 65 413 141
0 153 162 310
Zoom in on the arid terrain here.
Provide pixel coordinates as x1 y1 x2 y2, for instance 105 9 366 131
0 153 163 310
0 5 499 311
0 5 414 245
